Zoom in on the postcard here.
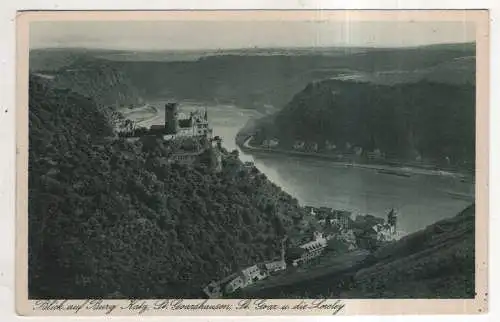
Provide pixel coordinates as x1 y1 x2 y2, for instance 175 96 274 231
16 9 489 316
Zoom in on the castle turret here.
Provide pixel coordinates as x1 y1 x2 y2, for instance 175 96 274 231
165 102 178 134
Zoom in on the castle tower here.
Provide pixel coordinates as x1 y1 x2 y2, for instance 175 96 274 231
165 102 178 134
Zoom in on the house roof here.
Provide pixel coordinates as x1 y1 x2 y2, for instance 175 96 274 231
150 124 165 130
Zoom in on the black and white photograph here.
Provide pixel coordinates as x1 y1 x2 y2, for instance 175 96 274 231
18 10 488 312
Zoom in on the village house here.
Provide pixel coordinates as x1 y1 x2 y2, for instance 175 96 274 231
224 275 246 294
353 146 363 156
304 205 354 231
366 148 383 160
325 140 337 151
292 232 328 267
293 140 305 150
332 210 353 230
373 223 397 241
309 142 319 152
242 265 267 282
203 272 241 299
222 264 269 295
262 138 280 148
263 260 287 274
202 281 222 299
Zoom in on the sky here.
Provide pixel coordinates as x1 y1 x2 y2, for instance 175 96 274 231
29 20 476 50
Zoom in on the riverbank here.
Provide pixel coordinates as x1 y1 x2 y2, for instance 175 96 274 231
121 104 159 126
238 135 474 180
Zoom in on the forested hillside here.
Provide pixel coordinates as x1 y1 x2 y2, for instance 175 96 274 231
252 79 475 169
33 56 143 108
28 75 305 299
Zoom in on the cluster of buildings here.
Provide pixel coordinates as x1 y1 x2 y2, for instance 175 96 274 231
372 223 405 242
289 139 384 161
255 135 386 162
303 206 354 230
202 202 400 298
203 207 397 298
292 140 318 152
203 237 288 298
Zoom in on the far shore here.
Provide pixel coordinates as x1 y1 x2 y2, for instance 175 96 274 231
238 135 474 180
121 104 158 116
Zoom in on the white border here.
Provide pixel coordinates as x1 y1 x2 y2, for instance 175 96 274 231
1 1 499 321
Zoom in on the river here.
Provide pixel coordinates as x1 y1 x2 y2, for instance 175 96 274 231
127 100 475 234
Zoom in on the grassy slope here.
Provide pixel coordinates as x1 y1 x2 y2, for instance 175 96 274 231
343 204 475 298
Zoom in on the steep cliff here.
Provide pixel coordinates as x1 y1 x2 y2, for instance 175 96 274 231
252 79 475 169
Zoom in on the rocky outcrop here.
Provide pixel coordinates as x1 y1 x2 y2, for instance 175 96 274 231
252 79 475 169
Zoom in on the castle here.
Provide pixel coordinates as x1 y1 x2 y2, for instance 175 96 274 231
155 102 213 140
144 102 221 169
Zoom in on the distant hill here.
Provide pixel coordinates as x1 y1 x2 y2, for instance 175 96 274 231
30 54 144 108
251 79 475 169
334 55 475 85
29 48 125 71
30 43 475 112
